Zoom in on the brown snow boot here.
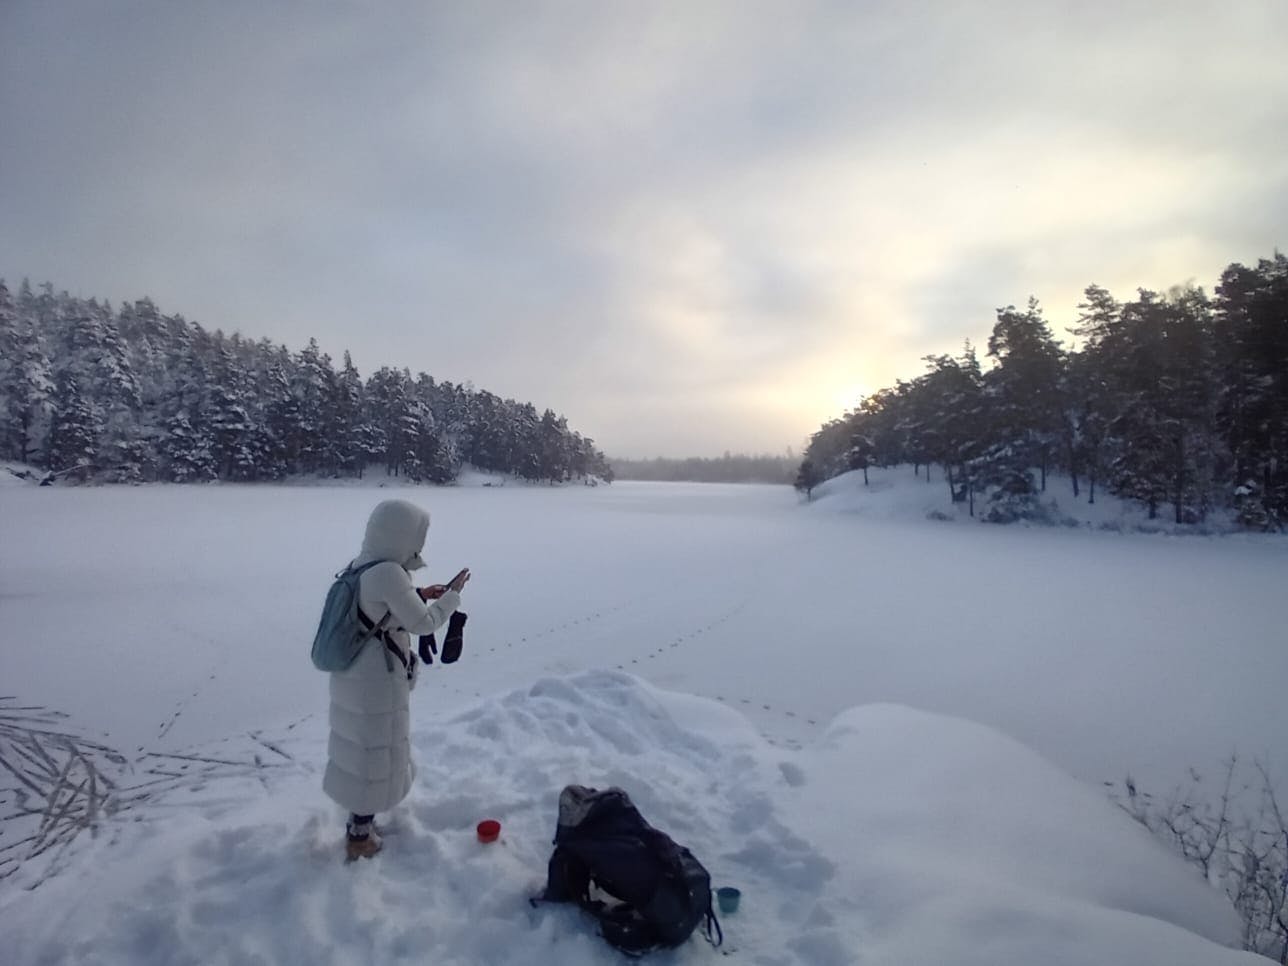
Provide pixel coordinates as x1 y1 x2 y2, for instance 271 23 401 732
345 833 383 862
345 813 382 862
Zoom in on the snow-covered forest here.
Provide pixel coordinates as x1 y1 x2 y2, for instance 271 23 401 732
0 279 613 486
800 253 1288 530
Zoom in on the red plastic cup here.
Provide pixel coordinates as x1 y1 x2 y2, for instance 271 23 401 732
477 819 501 843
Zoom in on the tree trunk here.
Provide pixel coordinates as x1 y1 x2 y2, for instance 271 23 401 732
968 481 975 517
1064 422 1079 499
20 408 34 463
863 466 869 486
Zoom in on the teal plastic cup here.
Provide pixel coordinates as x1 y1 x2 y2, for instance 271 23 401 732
715 886 741 914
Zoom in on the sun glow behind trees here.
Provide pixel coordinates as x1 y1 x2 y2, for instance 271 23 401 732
800 253 1288 528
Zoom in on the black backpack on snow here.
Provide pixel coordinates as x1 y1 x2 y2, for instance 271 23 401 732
538 785 722 955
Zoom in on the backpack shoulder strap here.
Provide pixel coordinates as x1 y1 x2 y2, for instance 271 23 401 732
348 559 393 635
357 607 402 672
702 905 723 948
349 560 399 671
344 559 389 578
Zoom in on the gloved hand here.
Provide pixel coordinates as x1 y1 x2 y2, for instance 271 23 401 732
441 611 468 664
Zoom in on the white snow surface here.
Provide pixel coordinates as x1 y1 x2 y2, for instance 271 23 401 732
1 461 43 487
1 470 1284 965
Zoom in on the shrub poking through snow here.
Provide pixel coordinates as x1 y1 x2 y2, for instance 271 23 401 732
1108 756 1288 962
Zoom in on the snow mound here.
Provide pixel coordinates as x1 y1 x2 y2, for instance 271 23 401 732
2 673 1259 966
810 466 1244 533
810 466 962 522
1 461 43 487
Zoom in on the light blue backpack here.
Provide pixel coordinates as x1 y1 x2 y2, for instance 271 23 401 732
310 561 392 671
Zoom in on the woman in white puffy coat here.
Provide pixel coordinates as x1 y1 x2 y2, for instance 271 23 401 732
323 499 468 861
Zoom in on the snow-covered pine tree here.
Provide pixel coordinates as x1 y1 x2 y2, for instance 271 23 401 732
440 380 473 461
365 366 412 476
290 338 335 476
206 344 257 480
794 457 822 499
158 410 216 482
334 352 369 477
538 408 570 483
0 280 53 463
260 355 299 479
4 282 56 464
985 298 1065 493
1063 285 1125 504
921 345 987 512
416 374 462 483
46 372 100 481
1214 254 1288 528
0 281 17 456
846 432 873 485
1104 288 1218 523
512 402 542 480
465 390 506 473
41 297 140 480
86 298 145 481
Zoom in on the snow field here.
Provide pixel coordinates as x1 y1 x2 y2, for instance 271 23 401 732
2 673 1266 965
2 472 1285 963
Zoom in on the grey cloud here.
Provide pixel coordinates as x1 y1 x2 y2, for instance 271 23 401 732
2 1 1286 456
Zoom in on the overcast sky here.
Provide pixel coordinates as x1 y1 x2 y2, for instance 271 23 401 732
2 2 1285 458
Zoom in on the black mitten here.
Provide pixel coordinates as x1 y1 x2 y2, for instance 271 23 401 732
418 634 437 665
440 611 468 664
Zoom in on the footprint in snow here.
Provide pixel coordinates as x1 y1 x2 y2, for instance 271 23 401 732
778 762 806 787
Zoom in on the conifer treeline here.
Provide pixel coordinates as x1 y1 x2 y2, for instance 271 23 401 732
611 453 796 484
0 280 613 485
798 253 1288 528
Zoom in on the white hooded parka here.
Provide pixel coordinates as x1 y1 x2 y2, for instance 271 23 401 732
322 500 460 816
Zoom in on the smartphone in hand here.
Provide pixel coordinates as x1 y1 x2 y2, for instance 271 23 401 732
448 568 471 592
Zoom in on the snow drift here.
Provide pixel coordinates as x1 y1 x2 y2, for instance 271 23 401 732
2 673 1261 966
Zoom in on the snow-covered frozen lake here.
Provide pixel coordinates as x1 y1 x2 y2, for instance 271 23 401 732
2 472 1284 965
3 475 1284 791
